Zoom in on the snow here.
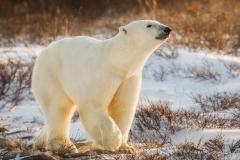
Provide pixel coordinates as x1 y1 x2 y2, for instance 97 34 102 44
69 122 88 141
174 129 240 145
1 37 240 158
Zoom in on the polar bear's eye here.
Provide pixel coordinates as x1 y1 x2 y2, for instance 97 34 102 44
147 24 152 28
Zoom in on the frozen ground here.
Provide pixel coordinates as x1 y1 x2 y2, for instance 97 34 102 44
1 37 240 158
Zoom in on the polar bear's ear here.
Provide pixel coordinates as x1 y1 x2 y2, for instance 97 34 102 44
119 26 127 35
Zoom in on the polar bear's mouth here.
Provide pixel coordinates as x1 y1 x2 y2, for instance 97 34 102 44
155 34 169 40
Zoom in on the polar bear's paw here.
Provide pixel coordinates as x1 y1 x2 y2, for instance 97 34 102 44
117 144 136 154
46 139 78 154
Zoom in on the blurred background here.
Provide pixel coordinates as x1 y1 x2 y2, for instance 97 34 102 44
0 0 239 54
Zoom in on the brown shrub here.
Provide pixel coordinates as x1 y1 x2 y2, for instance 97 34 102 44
171 133 226 159
183 60 223 82
191 90 240 112
0 56 35 111
131 97 240 149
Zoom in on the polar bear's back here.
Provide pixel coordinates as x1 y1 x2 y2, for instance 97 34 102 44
32 36 108 104
47 36 102 56
36 36 104 72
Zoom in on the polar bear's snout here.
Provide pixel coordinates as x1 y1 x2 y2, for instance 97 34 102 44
155 25 171 40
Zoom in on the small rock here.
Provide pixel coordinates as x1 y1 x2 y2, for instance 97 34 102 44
64 156 99 160
20 150 41 157
21 153 57 160
93 149 115 154
61 149 115 159
62 150 100 158
0 127 9 133
0 127 9 136
20 135 34 140
2 151 19 160
6 130 24 135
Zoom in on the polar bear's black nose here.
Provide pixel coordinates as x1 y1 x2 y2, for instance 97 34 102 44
164 27 171 34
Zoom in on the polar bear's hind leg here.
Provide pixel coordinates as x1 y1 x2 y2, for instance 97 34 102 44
32 65 77 153
44 98 77 153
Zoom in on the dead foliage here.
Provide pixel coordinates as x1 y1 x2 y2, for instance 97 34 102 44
0 0 239 54
171 133 226 159
153 65 169 81
183 60 223 82
223 61 240 78
131 98 240 151
191 90 240 112
71 110 80 123
0 57 35 111
229 139 240 153
153 58 239 83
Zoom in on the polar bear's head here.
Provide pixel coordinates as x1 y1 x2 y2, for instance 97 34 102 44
118 20 171 50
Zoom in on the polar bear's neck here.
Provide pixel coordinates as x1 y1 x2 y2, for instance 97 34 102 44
104 35 155 78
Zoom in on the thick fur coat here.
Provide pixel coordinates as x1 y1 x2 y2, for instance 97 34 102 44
32 20 171 153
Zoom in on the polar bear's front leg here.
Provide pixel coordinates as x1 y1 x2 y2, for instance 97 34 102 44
78 75 123 151
32 126 47 150
32 77 78 153
78 106 122 151
107 74 142 153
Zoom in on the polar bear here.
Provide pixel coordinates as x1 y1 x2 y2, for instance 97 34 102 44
32 20 171 153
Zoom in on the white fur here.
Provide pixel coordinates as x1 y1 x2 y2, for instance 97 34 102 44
32 20 169 153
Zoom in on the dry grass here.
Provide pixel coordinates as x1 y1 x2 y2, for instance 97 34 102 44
50 143 76 156
113 133 235 159
171 139 205 159
126 97 240 159
133 98 240 136
170 133 226 159
0 0 239 55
